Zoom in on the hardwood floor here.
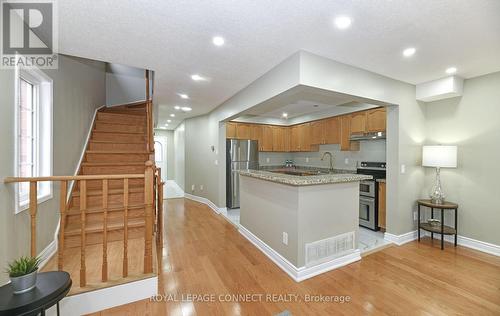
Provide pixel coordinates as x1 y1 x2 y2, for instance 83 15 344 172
90 198 500 315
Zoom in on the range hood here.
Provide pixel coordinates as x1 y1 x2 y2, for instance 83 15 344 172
350 131 386 141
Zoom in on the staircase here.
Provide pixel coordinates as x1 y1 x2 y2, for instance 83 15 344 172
64 103 151 249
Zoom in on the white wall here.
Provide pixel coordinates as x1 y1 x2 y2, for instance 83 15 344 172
423 71 500 245
173 123 185 190
0 55 106 285
106 63 149 106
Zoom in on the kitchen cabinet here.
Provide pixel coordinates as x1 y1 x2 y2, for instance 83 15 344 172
236 123 251 139
378 181 386 230
310 120 326 145
272 126 290 152
250 124 261 141
350 111 366 135
260 125 273 151
340 115 360 151
324 117 340 144
290 125 300 151
366 108 386 132
226 122 237 138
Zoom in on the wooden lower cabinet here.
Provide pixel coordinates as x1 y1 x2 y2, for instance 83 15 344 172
378 181 386 230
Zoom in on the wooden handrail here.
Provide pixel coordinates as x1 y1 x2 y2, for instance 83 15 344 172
5 160 158 288
4 174 145 183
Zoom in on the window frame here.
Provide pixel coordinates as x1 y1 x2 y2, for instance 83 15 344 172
14 66 53 214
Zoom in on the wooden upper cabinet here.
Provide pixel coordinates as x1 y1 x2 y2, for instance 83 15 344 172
310 120 326 145
298 123 314 151
290 126 300 151
226 122 237 138
366 107 386 132
236 123 251 139
324 117 340 144
272 126 290 152
340 115 359 152
250 124 261 141
260 125 273 151
350 111 366 135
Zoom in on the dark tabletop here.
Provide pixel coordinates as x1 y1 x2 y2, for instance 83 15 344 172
0 271 71 316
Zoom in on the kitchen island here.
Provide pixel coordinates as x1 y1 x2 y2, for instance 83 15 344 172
238 169 371 282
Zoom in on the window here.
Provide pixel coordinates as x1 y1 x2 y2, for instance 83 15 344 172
15 67 53 213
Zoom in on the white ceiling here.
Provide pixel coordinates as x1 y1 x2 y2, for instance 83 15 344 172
58 0 500 130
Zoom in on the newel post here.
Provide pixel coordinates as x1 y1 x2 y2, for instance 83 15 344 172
144 160 154 273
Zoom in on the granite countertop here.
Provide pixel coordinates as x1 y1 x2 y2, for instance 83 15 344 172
238 169 372 186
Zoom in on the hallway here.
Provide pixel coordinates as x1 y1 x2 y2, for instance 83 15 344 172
91 198 500 315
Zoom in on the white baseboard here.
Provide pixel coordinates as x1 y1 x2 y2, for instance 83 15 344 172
385 230 500 257
384 231 418 246
46 276 158 316
239 225 361 282
184 193 221 214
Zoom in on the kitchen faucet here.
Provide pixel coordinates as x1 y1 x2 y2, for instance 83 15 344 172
321 152 334 172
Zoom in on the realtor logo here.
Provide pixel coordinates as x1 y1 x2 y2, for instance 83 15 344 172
1 0 58 68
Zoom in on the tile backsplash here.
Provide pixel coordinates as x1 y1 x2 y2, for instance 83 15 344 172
259 140 386 169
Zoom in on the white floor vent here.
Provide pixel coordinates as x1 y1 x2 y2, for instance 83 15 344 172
305 231 355 267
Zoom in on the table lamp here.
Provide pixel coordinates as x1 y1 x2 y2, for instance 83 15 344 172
422 145 457 204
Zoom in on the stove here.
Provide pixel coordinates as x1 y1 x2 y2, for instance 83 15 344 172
356 162 386 231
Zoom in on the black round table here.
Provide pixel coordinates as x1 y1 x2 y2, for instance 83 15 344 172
0 271 71 316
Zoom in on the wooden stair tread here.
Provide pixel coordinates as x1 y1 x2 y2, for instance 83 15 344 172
81 162 146 166
92 130 146 135
85 150 149 154
65 217 145 236
89 140 145 144
66 204 145 216
72 186 144 197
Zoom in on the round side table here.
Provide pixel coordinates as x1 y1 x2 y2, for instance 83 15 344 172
0 271 71 316
417 199 458 250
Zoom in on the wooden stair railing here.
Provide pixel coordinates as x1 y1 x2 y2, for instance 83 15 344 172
4 161 160 288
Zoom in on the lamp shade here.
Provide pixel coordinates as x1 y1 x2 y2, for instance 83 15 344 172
422 145 457 168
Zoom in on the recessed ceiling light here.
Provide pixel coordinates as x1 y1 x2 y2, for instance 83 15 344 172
170 114 175 117
164 123 169 127
178 93 189 99
445 67 457 74
174 105 181 110
212 36 225 46
167 119 171 123
403 47 416 57
181 106 192 112
282 112 288 118
334 16 352 29
191 74 206 81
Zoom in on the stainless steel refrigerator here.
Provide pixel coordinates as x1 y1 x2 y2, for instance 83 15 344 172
226 139 259 209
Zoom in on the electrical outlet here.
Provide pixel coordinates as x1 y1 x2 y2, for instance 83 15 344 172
191 184 195 191
200 184 204 191
282 232 288 245
401 164 406 174
413 211 417 221
266 157 270 163
214 159 218 165
306 157 309 163
344 158 349 165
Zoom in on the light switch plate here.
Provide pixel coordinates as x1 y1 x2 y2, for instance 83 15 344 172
200 185 204 191
282 232 288 245
306 157 309 163
214 159 218 165
266 157 270 163
191 184 195 191
345 158 349 165
401 164 406 174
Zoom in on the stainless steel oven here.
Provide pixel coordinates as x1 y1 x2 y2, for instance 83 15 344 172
359 195 376 230
357 162 386 231
360 180 375 197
